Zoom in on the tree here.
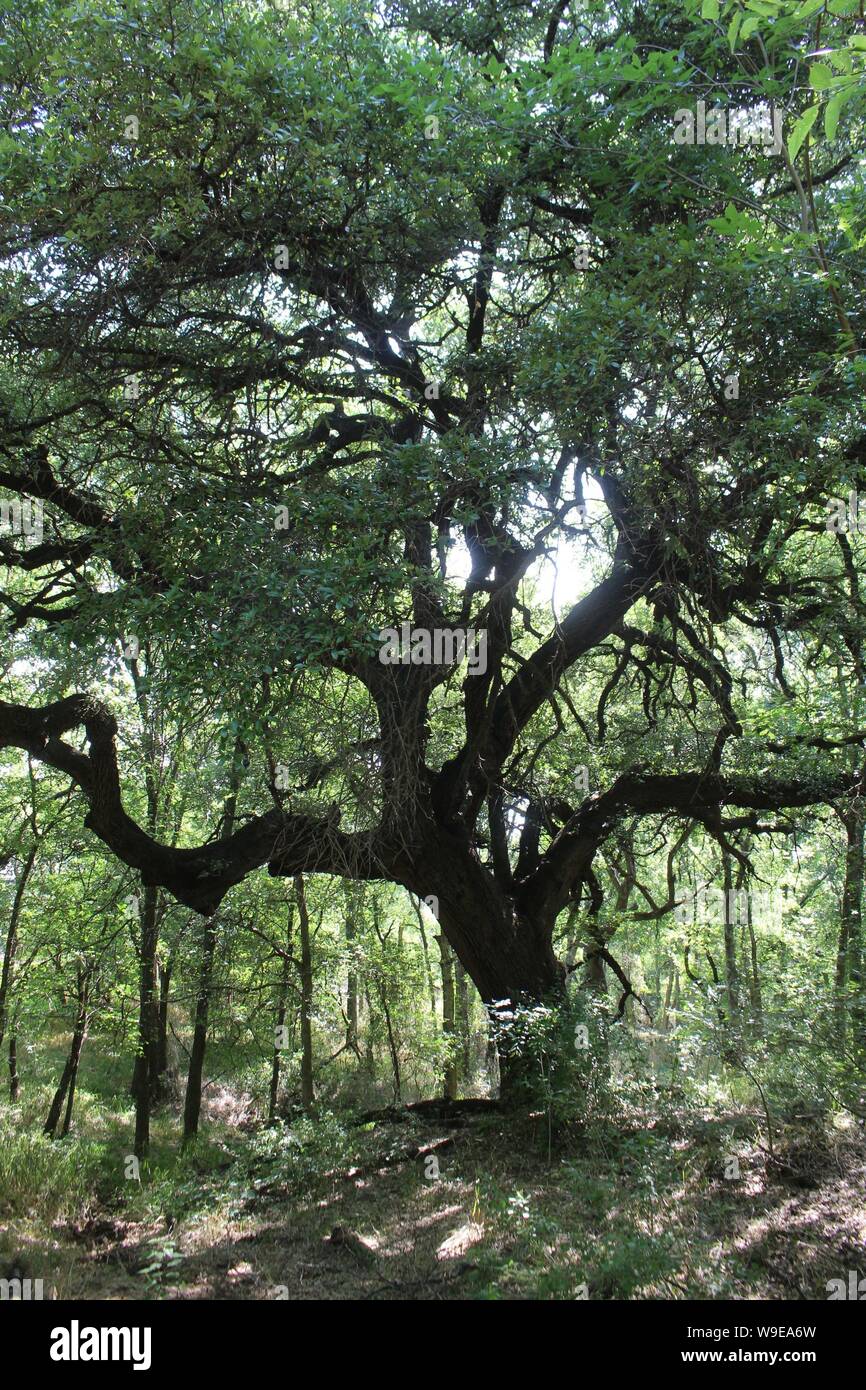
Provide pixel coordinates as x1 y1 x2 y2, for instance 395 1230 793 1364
1 0 864 1086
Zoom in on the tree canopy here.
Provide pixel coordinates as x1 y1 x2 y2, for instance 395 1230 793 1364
1 0 865 1002
2 0 866 1314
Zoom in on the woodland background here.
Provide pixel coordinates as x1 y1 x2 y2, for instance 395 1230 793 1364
0 0 865 1299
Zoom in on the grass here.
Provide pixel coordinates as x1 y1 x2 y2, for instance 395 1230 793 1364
1 1028 864 1300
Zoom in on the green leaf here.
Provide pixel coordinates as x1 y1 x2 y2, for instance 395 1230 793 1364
728 10 743 50
827 50 853 73
788 103 820 161
700 0 720 18
825 83 859 141
708 201 751 235
741 15 761 38
809 63 834 90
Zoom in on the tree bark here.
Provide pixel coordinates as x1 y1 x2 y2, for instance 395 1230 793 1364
722 857 739 1026
0 844 36 1054
835 802 865 1042
268 900 294 1125
182 915 218 1146
182 747 244 1144
411 896 439 1024
583 944 608 995
362 982 376 1080
344 885 360 1056
437 934 458 1101
268 948 291 1125
156 956 173 1078
407 826 566 1006
371 899 401 1103
44 973 90 1138
455 960 472 1082
295 875 315 1111
9 1028 20 1102
131 883 160 1157
61 1040 82 1138
747 903 763 1032
661 965 675 1032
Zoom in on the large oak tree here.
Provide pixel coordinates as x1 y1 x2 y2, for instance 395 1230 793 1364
1 0 864 1030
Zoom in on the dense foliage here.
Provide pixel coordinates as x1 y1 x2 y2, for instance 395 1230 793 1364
0 0 864 1302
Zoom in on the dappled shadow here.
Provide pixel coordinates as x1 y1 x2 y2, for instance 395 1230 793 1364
14 1106 865 1301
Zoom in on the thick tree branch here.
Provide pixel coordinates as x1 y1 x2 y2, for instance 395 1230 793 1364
0 696 390 914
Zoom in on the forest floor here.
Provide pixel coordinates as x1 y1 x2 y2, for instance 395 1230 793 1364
3 1080 865 1300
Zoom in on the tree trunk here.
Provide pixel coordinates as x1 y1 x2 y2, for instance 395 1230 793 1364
9 1030 19 1102
563 902 582 972
835 802 865 1043
747 904 763 1032
295 875 315 1111
182 741 245 1144
131 883 160 1157
378 981 402 1104
583 944 608 994
398 832 569 1101
0 844 36 1054
182 915 218 1146
362 982 377 1080
405 827 566 1008
345 886 360 1056
437 934 458 1100
485 1021 500 1095
661 965 675 1032
371 900 402 1103
722 857 739 1026
411 896 439 1023
156 958 173 1078
61 1041 82 1138
44 974 90 1138
455 960 472 1082
268 945 291 1125
439 893 564 1006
